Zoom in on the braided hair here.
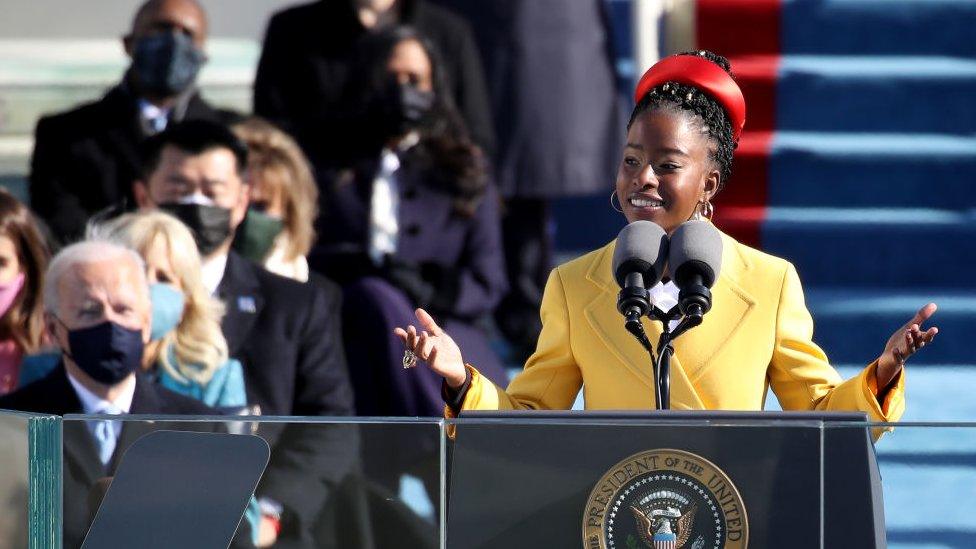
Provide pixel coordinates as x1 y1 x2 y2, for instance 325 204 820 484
628 50 736 190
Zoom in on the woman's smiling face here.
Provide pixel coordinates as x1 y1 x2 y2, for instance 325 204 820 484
615 108 720 233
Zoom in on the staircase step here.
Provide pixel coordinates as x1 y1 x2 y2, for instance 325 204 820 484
766 132 976 210
766 365 976 542
758 207 976 287
733 56 976 135
783 0 976 57
697 0 780 57
0 86 251 136
0 39 256 135
698 0 976 57
807 289 976 364
834 365 976 421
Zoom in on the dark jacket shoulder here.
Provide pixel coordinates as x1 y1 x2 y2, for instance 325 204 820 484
0 368 69 415
0 363 216 416
235 251 339 304
34 89 128 139
266 0 321 27
149 384 218 415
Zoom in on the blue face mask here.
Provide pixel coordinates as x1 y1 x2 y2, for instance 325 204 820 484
63 321 145 385
149 283 185 341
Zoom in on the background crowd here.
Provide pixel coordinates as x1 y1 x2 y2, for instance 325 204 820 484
0 0 622 546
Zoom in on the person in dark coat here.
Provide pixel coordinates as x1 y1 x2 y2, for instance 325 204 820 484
253 0 494 172
132 120 359 547
29 0 238 245
431 0 626 360
0 239 218 549
310 26 509 418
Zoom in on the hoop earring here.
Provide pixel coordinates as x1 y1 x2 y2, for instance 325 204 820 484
697 199 715 221
610 191 623 213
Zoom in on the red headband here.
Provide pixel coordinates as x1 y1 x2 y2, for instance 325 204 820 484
633 55 746 143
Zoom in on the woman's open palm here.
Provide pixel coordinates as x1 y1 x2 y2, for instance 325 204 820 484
877 303 938 386
394 308 467 388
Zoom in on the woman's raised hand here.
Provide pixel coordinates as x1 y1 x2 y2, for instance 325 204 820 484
394 308 468 388
877 303 939 386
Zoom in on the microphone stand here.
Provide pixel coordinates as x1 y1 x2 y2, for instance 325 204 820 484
618 280 662 410
618 284 708 410
648 306 703 410
623 313 661 410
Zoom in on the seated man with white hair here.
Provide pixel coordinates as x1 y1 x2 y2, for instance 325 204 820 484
0 240 215 549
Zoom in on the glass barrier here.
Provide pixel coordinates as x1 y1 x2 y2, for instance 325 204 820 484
0 410 60 549
16 413 976 549
60 416 443 549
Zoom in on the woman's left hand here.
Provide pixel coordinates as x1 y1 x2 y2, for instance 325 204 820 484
877 303 939 387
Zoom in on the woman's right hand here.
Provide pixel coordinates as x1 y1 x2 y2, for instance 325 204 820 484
394 308 467 388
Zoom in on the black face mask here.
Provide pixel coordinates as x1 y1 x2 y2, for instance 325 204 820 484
160 203 233 257
379 81 435 137
396 84 435 127
131 31 206 97
63 321 145 385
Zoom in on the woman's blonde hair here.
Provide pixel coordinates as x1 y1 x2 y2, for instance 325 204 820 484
96 211 228 386
233 117 319 261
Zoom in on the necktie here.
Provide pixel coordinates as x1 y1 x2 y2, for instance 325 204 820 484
150 114 168 134
91 405 120 466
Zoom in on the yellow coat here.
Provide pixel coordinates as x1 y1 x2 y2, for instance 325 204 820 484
456 231 904 422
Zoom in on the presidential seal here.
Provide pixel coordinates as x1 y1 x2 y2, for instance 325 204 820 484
583 449 747 549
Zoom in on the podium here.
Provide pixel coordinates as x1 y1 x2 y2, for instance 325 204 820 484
447 411 885 549
7 411 969 548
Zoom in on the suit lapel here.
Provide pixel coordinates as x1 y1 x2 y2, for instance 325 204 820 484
109 375 161 470
100 87 146 179
582 258 660 391
180 91 219 122
217 253 266 355
46 365 108 486
672 246 755 387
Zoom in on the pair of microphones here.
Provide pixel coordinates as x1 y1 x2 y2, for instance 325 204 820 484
611 219 723 410
612 220 723 324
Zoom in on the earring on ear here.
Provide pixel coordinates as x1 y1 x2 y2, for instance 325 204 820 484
697 198 715 221
610 191 624 213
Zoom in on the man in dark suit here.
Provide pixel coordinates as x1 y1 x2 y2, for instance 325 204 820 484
0 240 216 548
29 0 238 244
133 120 358 547
253 0 494 172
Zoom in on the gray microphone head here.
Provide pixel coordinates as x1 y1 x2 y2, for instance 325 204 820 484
612 220 669 288
668 220 723 288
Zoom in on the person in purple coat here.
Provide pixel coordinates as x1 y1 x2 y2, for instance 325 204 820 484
310 26 509 419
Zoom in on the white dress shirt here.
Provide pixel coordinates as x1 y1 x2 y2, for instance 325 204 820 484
368 132 421 265
264 234 310 283
648 279 681 331
67 371 136 466
138 99 170 134
368 148 402 265
201 253 229 296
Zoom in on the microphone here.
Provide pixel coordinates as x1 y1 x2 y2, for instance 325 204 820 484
612 221 669 319
668 220 723 319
